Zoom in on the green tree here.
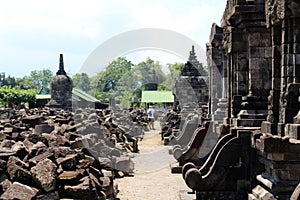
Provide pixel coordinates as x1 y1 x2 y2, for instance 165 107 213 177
0 73 16 87
16 76 36 90
133 57 166 90
72 73 91 92
115 70 139 107
30 69 53 92
94 57 133 102
161 62 184 90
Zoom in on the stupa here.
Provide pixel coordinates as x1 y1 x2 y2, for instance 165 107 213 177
47 54 73 110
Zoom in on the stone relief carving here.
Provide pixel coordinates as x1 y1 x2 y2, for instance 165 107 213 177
266 0 285 27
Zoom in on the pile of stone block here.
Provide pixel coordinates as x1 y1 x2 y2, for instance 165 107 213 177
112 109 147 139
0 107 136 199
160 110 181 144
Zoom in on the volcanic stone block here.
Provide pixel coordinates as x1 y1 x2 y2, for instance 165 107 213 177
28 151 54 166
7 156 34 186
291 182 300 200
63 176 102 200
36 191 60 200
0 178 11 193
286 124 300 140
88 166 103 179
56 154 78 171
27 133 48 145
0 182 39 200
0 150 16 161
27 141 48 158
53 146 76 159
259 135 290 153
0 159 6 174
3 127 13 134
30 158 57 192
35 124 55 134
70 138 90 149
12 141 28 159
78 155 96 169
98 157 112 168
112 156 134 174
251 185 276 200
22 115 44 128
58 169 85 181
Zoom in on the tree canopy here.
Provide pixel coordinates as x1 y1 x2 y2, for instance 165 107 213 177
0 57 190 109
72 73 91 92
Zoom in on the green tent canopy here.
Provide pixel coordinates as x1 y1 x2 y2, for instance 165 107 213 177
141 91 174 103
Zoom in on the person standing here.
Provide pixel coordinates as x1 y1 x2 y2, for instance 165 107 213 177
147 106 155 130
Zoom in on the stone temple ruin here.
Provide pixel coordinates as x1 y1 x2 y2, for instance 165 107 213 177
173 45 209 111
1 1 300 200
47 54 73 111
165 0 300 199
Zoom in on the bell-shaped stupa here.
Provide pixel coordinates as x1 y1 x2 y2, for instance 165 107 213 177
47 54 73 110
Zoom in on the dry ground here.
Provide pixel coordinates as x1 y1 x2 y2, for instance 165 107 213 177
115 121 191 200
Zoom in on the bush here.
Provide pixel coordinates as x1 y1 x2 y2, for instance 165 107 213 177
0 86 37 108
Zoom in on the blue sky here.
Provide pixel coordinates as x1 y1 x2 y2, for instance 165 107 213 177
0 0 226 77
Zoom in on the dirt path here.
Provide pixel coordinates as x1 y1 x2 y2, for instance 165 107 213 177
115 121 190 200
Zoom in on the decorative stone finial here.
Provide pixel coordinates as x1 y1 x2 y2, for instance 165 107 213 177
56 54 67 76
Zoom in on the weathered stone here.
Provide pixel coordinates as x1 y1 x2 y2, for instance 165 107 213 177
98 157 112 168
28 151 54 167
0 150 17 161
0 177 11 193
11 141 28 159
56 154 78 171
3 127 13 134
0 182 39 200
78 155 96 169
35 123 54 134
36 191 60 200
99 176 111 188
112 156 134 174
56 135 70 146
251 185 276 200
65 132 81 141
0 106 138 199
62 176 98 200
7 156 34 186
52 146 75 159
30 158 57 192
58 169 85 181
70 138 90 149
27 133 48 145
291 182 300 200
88 166 103 179
0 139 15 149
0 159 6 174
22 115 44 128
259 134 290 153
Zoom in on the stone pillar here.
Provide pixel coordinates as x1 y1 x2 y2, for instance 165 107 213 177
223 0 272 128
223 26 248 125
207 23 224 122
249 1 300 199
277 1 300 136
207 24 228 134
261 5 283 135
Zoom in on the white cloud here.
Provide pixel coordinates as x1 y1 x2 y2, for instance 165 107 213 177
125 1 221 47
0 0 225 77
